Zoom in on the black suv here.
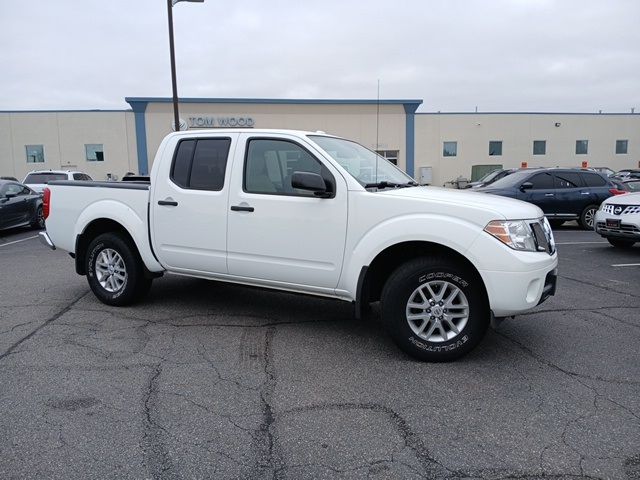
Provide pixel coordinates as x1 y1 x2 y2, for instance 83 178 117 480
476 168 625 229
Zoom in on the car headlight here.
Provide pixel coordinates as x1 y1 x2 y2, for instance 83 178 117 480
484 220 538 251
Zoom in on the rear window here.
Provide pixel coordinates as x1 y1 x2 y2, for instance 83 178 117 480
170 138 231 191
582 172 607 187
72 173 93 181
24 173 67 184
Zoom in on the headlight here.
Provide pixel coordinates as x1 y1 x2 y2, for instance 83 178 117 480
484 220 538 251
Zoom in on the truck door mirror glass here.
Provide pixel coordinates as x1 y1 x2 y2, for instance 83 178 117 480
520 182 533 191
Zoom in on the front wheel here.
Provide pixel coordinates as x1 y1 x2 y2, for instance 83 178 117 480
85 233 151 306
607 238 636 248
381 257 489 362
580 204 598 230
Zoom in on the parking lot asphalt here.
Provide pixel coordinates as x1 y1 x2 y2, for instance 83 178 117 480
0 224 639 480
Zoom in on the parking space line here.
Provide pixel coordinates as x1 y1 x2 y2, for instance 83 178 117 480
0 235 39 248
611 263 640 267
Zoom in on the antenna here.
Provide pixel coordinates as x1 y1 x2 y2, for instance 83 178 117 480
375 79 380 182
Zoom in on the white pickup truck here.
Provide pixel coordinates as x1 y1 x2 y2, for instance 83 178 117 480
40 129 557 361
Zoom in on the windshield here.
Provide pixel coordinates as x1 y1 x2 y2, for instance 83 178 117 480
485 170 532 189
479 169 502 183
308 135 414 188
24 173 67 184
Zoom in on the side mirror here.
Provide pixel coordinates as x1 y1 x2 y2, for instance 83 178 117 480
5 192 17 199
291 172 332 198
520 182 533 191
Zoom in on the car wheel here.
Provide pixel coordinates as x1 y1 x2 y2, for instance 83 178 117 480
579 204 598 230
30 205 45 229
85 233 150 306
381 256 489 362
607 238 636 248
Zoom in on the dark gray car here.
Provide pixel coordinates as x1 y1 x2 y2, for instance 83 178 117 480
0 180 44 231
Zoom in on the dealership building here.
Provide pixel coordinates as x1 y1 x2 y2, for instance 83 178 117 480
1 97 638 186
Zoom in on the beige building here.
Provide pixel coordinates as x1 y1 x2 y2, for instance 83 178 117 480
1 98 638 186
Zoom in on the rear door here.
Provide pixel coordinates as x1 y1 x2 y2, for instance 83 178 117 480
553 171 586 217
226 133 348 290
151 134 238 274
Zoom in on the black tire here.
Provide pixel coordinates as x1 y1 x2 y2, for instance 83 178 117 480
30 205 45 229
579 204 598 230
607 238 636 248
381 256 489 362
85 233 150 306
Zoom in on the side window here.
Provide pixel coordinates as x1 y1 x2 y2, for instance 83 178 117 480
244 139 334 197
582 172 607 187
170 138 230 191
20 186 31 196
554 172 583 188
5 184 23 196
528 173 554 189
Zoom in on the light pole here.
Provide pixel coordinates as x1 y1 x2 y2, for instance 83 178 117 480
167 0 204 132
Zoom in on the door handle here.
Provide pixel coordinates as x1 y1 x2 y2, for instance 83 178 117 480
544 193 554 197
230 205 254 212
158 199 178 206
580 192 590 195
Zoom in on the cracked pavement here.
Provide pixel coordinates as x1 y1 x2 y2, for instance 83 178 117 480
0 226 638 479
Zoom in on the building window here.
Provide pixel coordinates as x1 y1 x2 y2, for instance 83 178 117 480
616 140 628 154
85 144 104 162
443 141 457 157
576 140 588 155
375 150 399 165
533 140 546 155
25 145 44 163
489 141 502 156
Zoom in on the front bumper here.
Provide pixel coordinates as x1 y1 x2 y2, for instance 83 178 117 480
38 231 56 250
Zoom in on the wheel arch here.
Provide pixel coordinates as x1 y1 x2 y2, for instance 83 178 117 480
355 240 489 319
75 218 160 279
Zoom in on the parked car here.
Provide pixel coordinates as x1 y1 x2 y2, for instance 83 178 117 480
613 169 640 180
592 167 616 177
476 168 626 229
465 168 511 189
594 192 640 248
623 180 640 192
23 170 93 193
39 129 558 362
0 180 45 230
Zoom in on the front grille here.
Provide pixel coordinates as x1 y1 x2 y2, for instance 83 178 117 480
530 219 555 255
596 222 640 235
602 204 640 215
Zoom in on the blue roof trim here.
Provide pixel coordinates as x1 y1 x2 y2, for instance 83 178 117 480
417 112 639 116
125 97 423 106
0 109 130 113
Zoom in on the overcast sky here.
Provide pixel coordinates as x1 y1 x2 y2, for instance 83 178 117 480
1 0 638 113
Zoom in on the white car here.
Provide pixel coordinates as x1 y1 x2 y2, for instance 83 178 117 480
23 170 92 193
594 192 640 248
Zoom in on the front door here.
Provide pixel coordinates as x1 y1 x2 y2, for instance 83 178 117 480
226 134 348 290
151 134 237 274
517 171 558 215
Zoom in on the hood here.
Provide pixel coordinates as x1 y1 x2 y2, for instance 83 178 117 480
378 186 542 220
603 192 640 206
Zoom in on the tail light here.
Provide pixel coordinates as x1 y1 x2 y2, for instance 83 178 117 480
43 187 51 219
608 188 628 195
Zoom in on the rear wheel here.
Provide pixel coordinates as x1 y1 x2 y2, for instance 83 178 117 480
607 238 636 248
579 204 598 230
30 205 45 229
381 257 489 362
85 233 151 306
